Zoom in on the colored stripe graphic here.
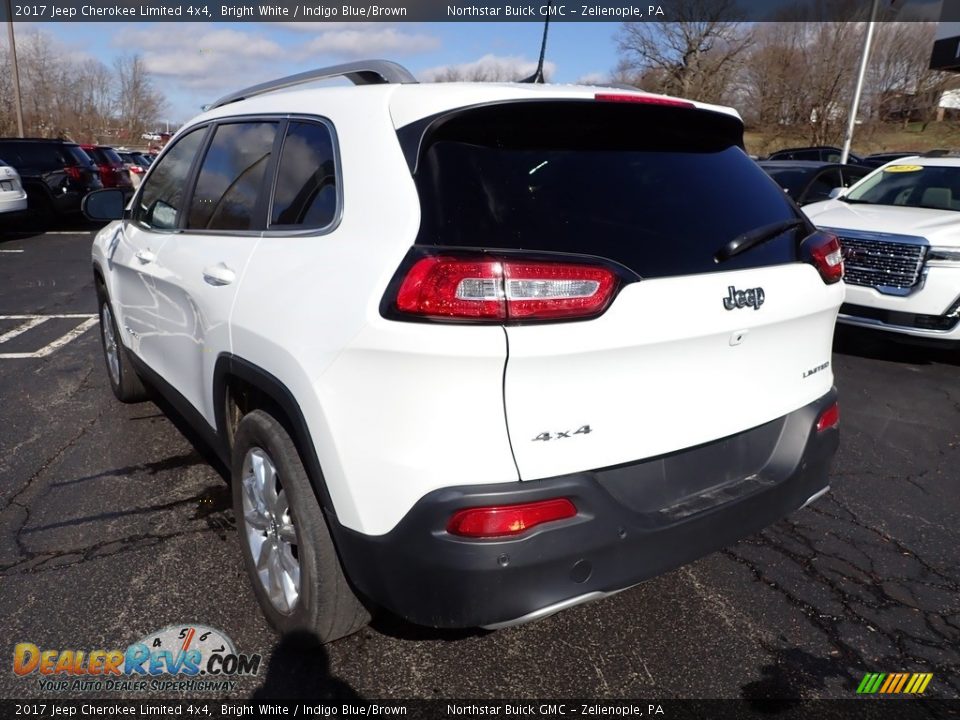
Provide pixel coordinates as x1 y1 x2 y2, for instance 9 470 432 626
879 674 896 693
857 672 933 694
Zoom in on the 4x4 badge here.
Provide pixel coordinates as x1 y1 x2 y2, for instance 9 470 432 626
723 285 765 311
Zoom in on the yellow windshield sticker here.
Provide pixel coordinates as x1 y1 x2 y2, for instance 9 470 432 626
884 165 924 173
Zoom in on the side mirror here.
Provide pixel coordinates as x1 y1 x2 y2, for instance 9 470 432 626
82 188 126 221
828 187 846 200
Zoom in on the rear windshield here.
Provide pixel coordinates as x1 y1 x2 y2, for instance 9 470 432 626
412 102 803 278
67 146 96 168
99 147 124 165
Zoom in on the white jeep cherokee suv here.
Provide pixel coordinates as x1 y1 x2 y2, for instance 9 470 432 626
85 61 843 642
805 156 960 346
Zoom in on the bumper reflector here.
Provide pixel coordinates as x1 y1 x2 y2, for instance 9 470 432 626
447 498 577 538
816 402 840 432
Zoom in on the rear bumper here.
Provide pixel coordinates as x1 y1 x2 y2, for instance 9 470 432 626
332 389 839 629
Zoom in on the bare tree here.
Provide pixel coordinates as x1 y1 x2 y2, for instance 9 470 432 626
614 0 752 104
869 22 955 131
0 30 166 142
426 55 553 83
114 54 166 142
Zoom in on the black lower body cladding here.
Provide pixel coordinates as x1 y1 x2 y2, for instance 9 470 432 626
331 389 839 629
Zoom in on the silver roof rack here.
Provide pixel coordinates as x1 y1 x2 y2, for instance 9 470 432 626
206 60 418 111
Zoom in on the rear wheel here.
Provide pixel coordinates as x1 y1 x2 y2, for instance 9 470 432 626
96 287 147 403
232 409 369 642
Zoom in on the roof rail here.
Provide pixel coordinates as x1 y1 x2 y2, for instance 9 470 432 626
206 60 418 110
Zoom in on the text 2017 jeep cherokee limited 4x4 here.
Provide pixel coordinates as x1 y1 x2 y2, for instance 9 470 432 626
85 61 843 642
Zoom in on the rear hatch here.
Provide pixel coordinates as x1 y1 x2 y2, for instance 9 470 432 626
408 99 843 480
83 146 131 188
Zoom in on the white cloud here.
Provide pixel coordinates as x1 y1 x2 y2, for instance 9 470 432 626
420 54 557 83
299 28 440 57
576 72 609 86
124 28 285 93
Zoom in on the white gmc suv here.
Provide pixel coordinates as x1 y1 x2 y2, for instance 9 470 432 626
805 156 960 346
85 61 843 642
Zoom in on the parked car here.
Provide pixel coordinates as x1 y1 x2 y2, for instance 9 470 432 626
759 160 872 205
117 150 150 189
0 158 28 215
81 144 133 193
805 157 960 346
862 151 919 168
765 146 866 165
85 60 843 641
0 138 102 218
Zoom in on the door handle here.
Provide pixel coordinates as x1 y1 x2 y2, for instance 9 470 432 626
202 263 236 287
135 249 156 264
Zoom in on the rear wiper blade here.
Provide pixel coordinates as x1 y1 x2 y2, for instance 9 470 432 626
715 218 805 263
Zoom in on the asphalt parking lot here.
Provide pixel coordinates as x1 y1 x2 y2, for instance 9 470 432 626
0 221 958 702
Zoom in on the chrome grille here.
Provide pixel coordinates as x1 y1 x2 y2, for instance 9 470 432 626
838 236 926 291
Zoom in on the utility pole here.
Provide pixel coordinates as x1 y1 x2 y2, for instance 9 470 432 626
841 0 881 164
5 0 25 137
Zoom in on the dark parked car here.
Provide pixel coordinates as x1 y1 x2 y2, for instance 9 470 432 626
0 138 102 217
758 160 872 205
765 146 866 165
81 144 133 191
862 151 920 168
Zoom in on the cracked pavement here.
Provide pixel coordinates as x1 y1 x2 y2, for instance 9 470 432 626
0 226 957 701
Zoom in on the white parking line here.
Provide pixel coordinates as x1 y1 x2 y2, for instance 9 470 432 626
0 249 24 253
0 316 50 344
0 314 97 359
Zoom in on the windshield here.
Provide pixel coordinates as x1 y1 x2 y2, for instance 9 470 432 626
845 164 960 211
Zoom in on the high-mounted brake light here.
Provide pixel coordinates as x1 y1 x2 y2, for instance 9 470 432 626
804 232 844 284
594 92 695 109
816 402 839 432
394 255 618 321
446 498 577 538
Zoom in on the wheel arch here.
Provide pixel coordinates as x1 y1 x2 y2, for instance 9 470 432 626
214 353 338 519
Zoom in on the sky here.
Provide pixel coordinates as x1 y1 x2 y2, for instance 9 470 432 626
30 21 623 125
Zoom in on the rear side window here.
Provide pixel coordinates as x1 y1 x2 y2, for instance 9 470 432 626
187 122 277 231
270 121 338 229
413 102 801 279
135 128 206 231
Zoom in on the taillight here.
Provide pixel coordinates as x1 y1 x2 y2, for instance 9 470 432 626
816 402 839 432
64 166 82 181
393 255 618 322
803 231 843 284
595 92 695 109
446 498 577 538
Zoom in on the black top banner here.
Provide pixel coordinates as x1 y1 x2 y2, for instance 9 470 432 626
0 0 954 23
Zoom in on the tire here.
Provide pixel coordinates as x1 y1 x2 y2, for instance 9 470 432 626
232 409 369 643
96 285 148 403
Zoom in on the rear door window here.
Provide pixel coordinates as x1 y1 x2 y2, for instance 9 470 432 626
187 121 277 231
412 101 802 279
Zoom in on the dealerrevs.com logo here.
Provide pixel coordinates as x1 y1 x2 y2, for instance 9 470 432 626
13 624 261 693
